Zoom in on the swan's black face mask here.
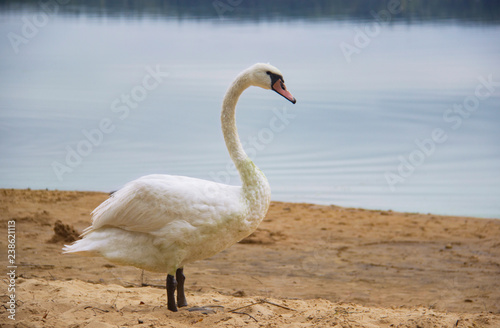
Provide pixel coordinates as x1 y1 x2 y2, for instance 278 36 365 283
267 71 297 104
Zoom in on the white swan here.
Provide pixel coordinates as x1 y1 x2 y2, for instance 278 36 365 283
63 63 296 312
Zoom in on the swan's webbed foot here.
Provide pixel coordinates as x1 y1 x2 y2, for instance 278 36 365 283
176 268 188 308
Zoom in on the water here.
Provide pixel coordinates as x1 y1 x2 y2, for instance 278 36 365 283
1 2 499 218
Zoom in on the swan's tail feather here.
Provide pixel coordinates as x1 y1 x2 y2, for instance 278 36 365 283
62 238 99 255
62 231 110 256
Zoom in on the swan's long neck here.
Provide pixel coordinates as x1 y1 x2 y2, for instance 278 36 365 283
221 70 271 222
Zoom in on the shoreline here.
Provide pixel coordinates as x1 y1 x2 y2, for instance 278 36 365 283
3 187 499 220
1 188 499 326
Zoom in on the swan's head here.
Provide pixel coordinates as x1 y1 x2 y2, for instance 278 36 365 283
248 63 296 104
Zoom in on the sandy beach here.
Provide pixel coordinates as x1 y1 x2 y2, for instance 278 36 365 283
1 188 499 327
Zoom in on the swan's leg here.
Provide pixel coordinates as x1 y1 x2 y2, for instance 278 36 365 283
166 274 178 312
176 268 188 308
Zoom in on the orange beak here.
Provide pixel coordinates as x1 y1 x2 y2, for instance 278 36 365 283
272 80 296 104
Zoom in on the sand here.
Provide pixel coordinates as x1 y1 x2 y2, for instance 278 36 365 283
1 188 499 327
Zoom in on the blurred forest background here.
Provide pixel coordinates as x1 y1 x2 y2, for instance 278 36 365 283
1 0 500 22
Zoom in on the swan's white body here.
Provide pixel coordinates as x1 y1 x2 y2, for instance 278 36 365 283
63 63 295 278
65 172 269 274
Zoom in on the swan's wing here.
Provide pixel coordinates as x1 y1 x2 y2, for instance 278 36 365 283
85 174 244 235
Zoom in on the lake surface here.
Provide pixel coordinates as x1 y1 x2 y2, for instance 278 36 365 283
1 2 499 218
